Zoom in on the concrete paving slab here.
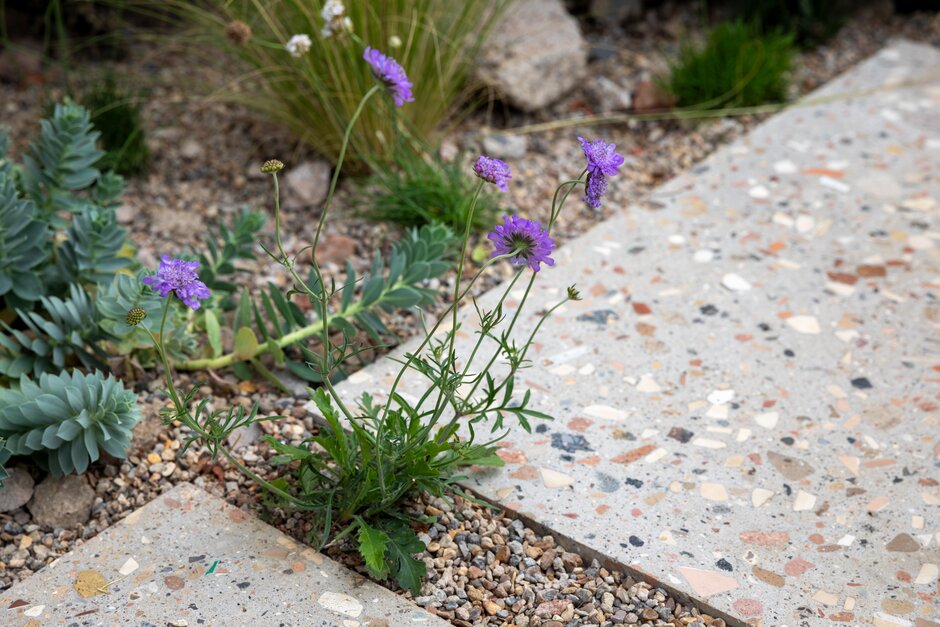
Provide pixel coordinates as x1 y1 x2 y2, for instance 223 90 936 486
0 483 448 627
334 40 940 626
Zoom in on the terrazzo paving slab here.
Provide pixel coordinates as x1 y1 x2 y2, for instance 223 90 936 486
0 483 448 627
334 40 940 626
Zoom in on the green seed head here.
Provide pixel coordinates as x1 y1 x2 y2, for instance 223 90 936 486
261 159 284 174
126 307 147 326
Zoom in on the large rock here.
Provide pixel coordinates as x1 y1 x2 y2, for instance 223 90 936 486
28 474 95 528
0 467 34 513
284 160 331 209
476 0 588 112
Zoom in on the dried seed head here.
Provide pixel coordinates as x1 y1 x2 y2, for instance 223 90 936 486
225 20 252 46
261 159 284 174
126 307 147 326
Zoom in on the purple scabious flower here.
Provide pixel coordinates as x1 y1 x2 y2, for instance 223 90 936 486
584 173 608 209
473 155 512 192
578 137 625 177
578 136 624 208
143 254 212 310
488 215 555 272
363 46 414 106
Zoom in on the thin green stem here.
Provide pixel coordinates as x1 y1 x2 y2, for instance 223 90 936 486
462 174 584 404
433 181 484 408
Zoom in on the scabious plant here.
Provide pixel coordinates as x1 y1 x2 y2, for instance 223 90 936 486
579 136 625 209
363 46 414 107
140 47 604 594
488 216 555 272
143 255 212 310
473 155 512 192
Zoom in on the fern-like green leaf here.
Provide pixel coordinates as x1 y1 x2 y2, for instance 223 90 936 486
385 520 428 594
357 518 391 579
195 207 266 296
0 369 139 476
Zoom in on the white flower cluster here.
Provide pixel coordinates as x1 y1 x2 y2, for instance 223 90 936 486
285 33 312 58
321 0 352 38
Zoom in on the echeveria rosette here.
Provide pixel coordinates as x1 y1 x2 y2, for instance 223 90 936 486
488 215 556 272
578 136 625 209
473 155 512 192
143 255 211 310
363 46 414 106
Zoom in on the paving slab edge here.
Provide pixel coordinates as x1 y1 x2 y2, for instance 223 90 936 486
457 482 749 627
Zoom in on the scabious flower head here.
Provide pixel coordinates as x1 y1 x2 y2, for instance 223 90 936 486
567 285 582 301
578 136 623 208
363 46 414 107
473 155 512 192
583 172 608 209
225 20 252 46
261 159 284 174
321 0 352 37
488 215 556 272
286 34 313 58
143 255 212 311
578 137 625 177
125 307 147 326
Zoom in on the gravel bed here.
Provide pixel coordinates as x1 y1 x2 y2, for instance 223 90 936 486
2 2 940 625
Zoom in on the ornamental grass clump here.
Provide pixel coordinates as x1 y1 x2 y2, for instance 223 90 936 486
665 20 794 109
139 43 620 594
160 0 509 170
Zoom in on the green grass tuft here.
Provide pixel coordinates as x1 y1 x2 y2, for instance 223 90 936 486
665 20 794 110
356 149 501 233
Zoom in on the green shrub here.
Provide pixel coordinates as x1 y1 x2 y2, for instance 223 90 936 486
0 370 139 476
665 20 794 109
160 0 508 170
730 0 852 48
80 76 150 176
356 149 501 232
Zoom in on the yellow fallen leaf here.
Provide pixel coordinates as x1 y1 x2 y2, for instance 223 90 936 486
74 570 108 598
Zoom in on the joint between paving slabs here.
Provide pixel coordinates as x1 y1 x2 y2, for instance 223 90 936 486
459 483 750 627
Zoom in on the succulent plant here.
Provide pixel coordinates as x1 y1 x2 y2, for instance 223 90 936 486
0 284 108 379
0 369 140 476
0 167 50 309
19 100 106 218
